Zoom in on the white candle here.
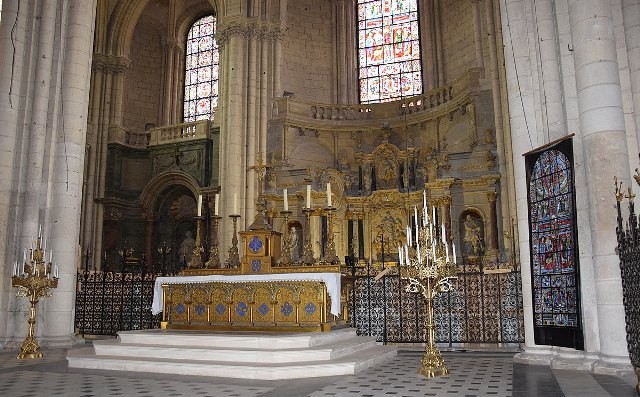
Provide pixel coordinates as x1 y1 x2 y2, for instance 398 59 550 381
326 183 332 207
197 194 202 217
23 249 26 262
414 207 418 230
398 246 403 265
55 264 58 278
49 251 52 264
306 185 311 208
38 224 42 238
432 206 436 222
441 223 446 243
452 242 457 264
233 193 238 215
423 190 427 210
214 194 219 216
407 225 412 246
283 188 289 211
405 245 409 265
445 242 450 263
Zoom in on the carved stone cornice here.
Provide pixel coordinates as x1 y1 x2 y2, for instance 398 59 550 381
92 54 131 74
216 17 288 46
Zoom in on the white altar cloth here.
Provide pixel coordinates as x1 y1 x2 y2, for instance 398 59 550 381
152 272 342 317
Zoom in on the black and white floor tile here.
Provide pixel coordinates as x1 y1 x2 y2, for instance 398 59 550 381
0 348 636 396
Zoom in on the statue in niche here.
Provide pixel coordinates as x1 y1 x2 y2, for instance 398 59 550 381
288 225 302 261
178 231 195 263
463 214 484 257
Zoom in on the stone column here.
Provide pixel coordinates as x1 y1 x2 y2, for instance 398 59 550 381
486 0 511 249
145 216 154 272
471 0 485 73
487 191 499 251
623 0 640 150
534 0 566 140
568 0 631 362
46 0 97 344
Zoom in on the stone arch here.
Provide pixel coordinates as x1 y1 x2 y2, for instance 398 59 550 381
139 171 202 217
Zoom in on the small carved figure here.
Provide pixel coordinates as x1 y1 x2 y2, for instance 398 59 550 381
178 231 195 263
463 215 484 256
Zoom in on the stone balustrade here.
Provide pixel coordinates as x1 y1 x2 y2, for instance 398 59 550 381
148 120 211 146
270 68 483 128
108 125 150 149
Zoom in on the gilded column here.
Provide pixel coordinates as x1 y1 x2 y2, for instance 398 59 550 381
145 216 154 272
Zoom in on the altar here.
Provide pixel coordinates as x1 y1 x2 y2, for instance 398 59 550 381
152 271 347 332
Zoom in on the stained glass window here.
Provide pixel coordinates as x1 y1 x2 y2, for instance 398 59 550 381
357 0 423 104
527 144 581 336
183 15 219 122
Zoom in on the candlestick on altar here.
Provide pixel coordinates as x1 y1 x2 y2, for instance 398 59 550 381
321 206 340 265
300 208 316 265
278 210 293 266
188 216 205 269
226 214 241 268
11 234 59 359
206 215 222 268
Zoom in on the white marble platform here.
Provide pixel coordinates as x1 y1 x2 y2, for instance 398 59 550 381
66 328 397 380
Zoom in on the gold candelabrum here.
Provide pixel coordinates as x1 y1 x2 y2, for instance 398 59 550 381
11 232 59 359
188 216 205 269
300 208 316 265
278 210 293 265
400 200 457 377
321 206 340 264
206 215 222 268
227 214 241 268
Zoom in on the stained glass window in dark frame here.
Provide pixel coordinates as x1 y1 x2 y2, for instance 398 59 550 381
525 138 583 350
357 0 423 104
183 15 219 122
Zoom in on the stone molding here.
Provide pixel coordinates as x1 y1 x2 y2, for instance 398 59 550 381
216 17 287 46
92 54 131 74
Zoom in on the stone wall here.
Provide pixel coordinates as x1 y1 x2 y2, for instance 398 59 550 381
441 0 477 81
281 0 334 103
123 20 163 132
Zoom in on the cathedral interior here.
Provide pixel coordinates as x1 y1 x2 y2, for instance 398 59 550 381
1 0 640 395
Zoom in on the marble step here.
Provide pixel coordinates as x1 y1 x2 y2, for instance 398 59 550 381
116 328 359 349
92 335 378 363
67 345 398 380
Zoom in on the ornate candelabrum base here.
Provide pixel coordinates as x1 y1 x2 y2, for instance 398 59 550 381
188 216 205 269
418 338 449 377
12 272 58 360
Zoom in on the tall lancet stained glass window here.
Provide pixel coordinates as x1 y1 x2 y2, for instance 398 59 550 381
184 15 219 122
526 138 583 350
357 0 423 104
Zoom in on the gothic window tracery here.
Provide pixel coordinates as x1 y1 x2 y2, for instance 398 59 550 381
183 15 219 122
357 0 423 104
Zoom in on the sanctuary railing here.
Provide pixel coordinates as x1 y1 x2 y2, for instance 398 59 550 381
346 259 523 346
614 176 640 393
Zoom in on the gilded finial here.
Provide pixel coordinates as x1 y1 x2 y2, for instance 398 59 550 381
626 186 636 201
615 176 624 202
634 168 640 187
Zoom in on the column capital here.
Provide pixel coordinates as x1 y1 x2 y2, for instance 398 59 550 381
92 54 131 74
216 17 288 46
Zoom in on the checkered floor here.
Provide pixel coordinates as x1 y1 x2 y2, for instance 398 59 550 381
0 348 636 396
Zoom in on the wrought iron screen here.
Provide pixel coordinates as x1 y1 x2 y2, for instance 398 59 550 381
525 137 583 349
75 272 162 335
348 263 523 344
615 176 640 371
